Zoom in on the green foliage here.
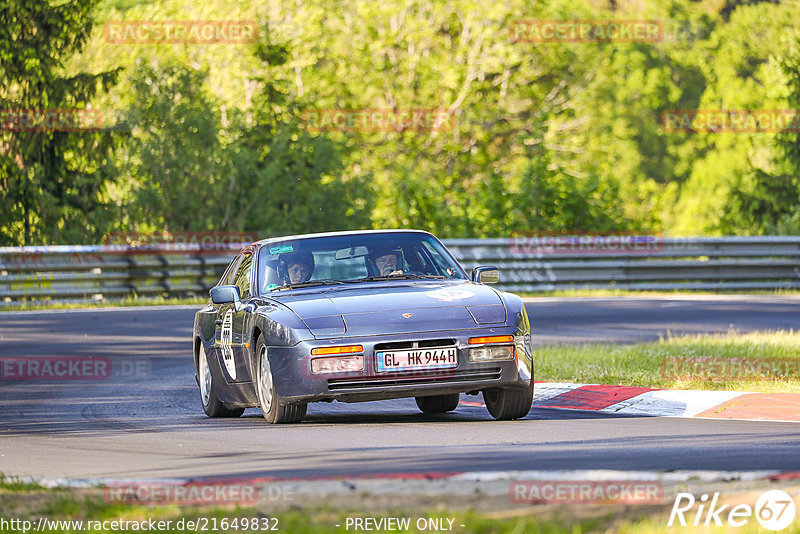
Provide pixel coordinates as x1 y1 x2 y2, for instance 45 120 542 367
119 60 225 232
3 0 800 243
666 2 800 235
228 36 373 234
514 151 628 233
763 37 800 234
114 29 372 237
0 474 44 491
0 0 122 245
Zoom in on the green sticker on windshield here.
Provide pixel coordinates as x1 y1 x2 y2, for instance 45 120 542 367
265 283 278 291
269 244 294 254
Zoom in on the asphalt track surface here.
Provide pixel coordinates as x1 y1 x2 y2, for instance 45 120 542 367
1 296 799 481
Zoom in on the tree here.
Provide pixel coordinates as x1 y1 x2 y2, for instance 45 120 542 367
117 31 372 236
769 37 800 234
228 37 373 235
118 59 228 233
0 0 121 245
667 2 799 235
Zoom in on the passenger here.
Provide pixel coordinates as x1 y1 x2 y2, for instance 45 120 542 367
278 251 315 284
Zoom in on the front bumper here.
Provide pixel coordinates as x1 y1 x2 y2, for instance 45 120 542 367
267 327 533 404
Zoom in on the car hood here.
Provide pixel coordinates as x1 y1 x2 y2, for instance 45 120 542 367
267 281 507 338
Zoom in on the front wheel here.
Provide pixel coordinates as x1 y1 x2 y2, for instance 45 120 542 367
255 335 306 424
198 343 244 418
483 380 533 420
415 393 460 413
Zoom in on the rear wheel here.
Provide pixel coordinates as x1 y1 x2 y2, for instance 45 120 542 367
198 343 244 418
483 380 533 420
415 393 460 414
255 335 306 424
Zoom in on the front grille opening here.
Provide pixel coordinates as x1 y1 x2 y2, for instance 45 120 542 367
374 338 456 351
327 367 502 390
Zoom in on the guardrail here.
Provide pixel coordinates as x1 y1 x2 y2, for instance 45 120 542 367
1 236 799 305
445 236 800 292
0 244 238 305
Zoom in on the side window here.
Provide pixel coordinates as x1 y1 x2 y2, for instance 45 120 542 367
420 241 458 278
234 253 253 299
218 255 242 286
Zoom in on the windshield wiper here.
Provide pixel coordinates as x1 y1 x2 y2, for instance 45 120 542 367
273 279 345 291
353 274 446 282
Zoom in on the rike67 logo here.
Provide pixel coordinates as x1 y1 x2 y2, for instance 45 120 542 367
668 490 797 531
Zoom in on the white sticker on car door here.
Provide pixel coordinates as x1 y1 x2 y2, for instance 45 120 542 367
220 310 237 380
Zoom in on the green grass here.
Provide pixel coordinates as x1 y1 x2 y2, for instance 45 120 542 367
0 484 619 533
0 295 207 312
4 485 799 534
0 474 45 492
536 329 800 392
4 477 800 533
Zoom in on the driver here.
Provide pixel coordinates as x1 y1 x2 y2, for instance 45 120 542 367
369 246 404 276
278 250 315 285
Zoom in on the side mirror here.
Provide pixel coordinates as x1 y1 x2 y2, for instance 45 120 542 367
472 266 499 284
210 285 243 312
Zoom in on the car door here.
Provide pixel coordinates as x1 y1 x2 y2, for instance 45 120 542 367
213 253 242 383
226 250 254 383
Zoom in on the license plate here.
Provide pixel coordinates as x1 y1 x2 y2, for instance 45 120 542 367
375 347 458 373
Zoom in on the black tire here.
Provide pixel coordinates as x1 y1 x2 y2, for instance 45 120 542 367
255 335 306 424
483 380 533 420
415 393 460 413
198 343 244 418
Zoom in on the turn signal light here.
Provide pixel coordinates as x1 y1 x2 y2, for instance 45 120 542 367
311 345 364 355
468 335 514 345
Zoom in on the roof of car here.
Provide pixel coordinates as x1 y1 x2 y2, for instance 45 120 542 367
252 229 433 247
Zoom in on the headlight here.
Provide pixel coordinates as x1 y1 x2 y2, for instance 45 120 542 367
469 345 515 362
310 355 364 374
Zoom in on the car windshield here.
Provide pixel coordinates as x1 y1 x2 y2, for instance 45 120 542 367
257 232 467 293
